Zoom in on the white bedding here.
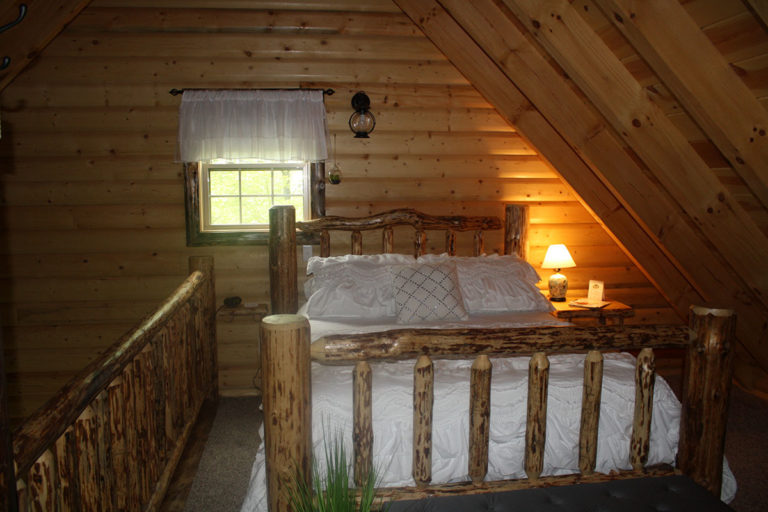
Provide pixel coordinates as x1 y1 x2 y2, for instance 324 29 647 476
240 313 736 512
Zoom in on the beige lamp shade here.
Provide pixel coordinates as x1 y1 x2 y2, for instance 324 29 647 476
541 244 576 270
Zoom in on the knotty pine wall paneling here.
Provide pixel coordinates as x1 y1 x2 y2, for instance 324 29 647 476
0 0 671 423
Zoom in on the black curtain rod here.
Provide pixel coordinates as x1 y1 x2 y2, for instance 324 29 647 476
169 87 334 96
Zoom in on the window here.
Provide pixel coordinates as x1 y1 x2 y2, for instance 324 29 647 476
201 162 309 231
184 161 324 246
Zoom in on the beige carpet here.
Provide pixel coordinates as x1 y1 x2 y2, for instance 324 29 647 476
183 396 262 512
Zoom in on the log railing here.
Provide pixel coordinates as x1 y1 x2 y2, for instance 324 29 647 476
261 306 735 511
11 256 217 511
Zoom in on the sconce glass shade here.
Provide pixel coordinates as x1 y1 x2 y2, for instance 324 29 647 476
349 91 375 138
541 244 576 302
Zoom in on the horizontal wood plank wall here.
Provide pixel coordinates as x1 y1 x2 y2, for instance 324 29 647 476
4 0 760 421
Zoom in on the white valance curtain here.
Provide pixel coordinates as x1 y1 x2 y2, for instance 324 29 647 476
177 89 328 162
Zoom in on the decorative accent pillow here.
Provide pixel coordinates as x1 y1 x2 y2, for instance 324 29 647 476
391 263 469 324
417 254 553 314
303 254 415 318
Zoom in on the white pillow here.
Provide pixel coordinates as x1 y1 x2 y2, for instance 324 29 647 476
417 254 553 314
303 254 415 318
391 262 469 324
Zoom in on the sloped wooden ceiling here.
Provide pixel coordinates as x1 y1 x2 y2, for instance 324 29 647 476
395 0 768 387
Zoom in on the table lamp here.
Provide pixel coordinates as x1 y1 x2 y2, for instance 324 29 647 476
541 244 576 301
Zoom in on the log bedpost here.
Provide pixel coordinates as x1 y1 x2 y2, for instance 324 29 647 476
579 350 603 475
269 206 298 314
505 204 529 260
525 352 549 480
413 355 434 487
468 355 491 483
679 306 736 496
630 348 655 470
353 361 373 486
261 315 312 512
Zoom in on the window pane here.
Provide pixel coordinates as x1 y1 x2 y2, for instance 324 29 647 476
210 170 240 195
241 170 271 195
242 197 272 224
282 195 304 220
210 197 240 225
273 170 303 195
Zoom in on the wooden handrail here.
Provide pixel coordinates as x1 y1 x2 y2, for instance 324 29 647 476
13 263 208 478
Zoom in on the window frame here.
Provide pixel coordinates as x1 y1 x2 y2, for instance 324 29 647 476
184 162 324 246
201 161 309 232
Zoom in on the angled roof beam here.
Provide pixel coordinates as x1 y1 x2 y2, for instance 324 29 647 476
0 0 92 93
595 0 768 212
744 0 768 30
504 0 768 309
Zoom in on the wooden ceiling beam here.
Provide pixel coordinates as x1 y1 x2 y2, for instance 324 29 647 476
393 0 701 313
504 0 768 309
0 0 93 93
744 0 768 30
595 0 768 212
421 0 768 371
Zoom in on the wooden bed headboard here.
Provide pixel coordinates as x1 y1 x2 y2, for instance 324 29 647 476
268 204 530 314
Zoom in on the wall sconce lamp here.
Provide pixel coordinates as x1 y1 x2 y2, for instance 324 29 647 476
541 244 576 302
349 91 375 138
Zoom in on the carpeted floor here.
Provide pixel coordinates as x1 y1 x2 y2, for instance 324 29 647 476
183 385 768 512
183 396 262 512
724 385 768 512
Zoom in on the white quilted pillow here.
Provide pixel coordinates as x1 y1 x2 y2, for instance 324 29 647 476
417 254 553 313
303 253 415 318
391 263 469 324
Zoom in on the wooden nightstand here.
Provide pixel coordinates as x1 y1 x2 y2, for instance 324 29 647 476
550 300 634 326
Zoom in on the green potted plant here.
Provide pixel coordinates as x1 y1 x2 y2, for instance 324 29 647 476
285 433 387 512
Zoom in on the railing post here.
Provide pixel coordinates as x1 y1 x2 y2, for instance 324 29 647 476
679 306 736 496
189 255 217 399
269 206 298 314
261 315 312 512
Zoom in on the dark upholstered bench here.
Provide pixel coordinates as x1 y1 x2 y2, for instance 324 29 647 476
387 476 733 512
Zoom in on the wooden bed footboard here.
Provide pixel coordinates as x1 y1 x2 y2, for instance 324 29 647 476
260 307 735 512
8 256 217 511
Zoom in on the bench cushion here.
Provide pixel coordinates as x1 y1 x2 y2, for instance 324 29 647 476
386 476 733 512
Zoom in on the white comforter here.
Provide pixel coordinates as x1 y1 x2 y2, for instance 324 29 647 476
240 313 736 512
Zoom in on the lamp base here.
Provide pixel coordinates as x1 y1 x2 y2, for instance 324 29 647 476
548 272 568 302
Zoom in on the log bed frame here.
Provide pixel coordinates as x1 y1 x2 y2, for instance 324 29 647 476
265 204 736 512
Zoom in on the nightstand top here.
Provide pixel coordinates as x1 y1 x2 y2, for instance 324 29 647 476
550 299 634 325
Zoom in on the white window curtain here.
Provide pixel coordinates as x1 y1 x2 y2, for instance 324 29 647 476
177 89 328 162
